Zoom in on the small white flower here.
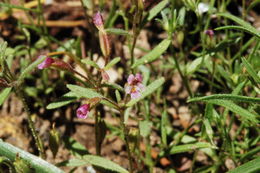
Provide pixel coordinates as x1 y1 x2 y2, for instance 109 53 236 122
86 166 96 173
197 3 209 14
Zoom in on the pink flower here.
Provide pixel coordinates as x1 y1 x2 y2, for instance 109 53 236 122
38 57 54 69
125 73 144 99
76 104 90 119
204 29 214 38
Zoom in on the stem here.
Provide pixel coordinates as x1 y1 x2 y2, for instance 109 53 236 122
15 87 45 159
170 44 193 97
95 112 101 155
119 109 134 173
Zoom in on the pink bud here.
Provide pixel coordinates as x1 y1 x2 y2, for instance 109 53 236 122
204 29 214 38
101 69 110 81
38 57 54 69
52 59 73 72
93 12 104 30
76 104 90 119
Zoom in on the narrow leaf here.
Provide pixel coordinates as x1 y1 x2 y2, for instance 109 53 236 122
18 55 47 84
217 13 260 39
161 110 168 145
217 13 258 32
81 59 100 69
188 94 260 103
186 57 203 75
126 77 165 107
215 26 260 39
0 87 12 105
56 158 88 167
63 136 89 158
104 57 121 70
208 100 258 124
83 155 129 173
169 142 214 154
67 84 103 98
147 0 169 21
132 39 171 68
241 57 260 83
46 92 78 109
227 157 260 173
67 84 118 109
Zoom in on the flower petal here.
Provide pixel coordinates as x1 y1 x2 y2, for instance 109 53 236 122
136 83 145 91
135 73 143 83
131 91 141 99
76 104 90 119
125 85 132 94
38 57 54 69
127 74 135 84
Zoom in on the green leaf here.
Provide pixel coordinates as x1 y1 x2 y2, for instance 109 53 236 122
63 136 89 158
169 142 214 155
216 13 260 39
186 57 203 75
215 26 260 39
17 55 47 84
83 155 129 173
105 28 130 36
46 92 78 109
115 90 121 103
139 120 152 137
67 84 103 98
56 158 88 167
177 7 186 26
188 94 260 103
81 59 100 69
0 87 12 106
126 77 165 107
161 110 168 145
147 0 169 21
190 99 258 124
67 84 118 109
132 39 171 68
0 139 64 173
104 57 121 70
241 57 260 83
227 157 260 173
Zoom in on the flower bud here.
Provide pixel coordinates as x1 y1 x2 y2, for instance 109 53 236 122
52 59 73 72
93 11 104 31
101 69 110 81
204 29 214 38
99 31 111 59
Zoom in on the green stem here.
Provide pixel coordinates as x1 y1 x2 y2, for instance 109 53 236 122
95 112 101 155
119 109 134 173
14 87 45 159
170 44 193 97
